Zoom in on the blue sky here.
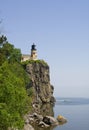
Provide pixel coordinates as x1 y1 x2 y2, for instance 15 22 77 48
0 0 89 97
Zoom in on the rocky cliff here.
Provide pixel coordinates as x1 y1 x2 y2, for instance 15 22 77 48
25 60 55 104
23 60 67 130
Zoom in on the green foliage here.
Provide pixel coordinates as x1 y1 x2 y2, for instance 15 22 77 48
0 62 32 130
0 35 7 46
0 35 21 65
0 35 33 130
21 59 48 69
27 87 34 97
34 60 48 66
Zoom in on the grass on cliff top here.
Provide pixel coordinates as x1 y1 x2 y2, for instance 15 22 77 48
21 59 48 68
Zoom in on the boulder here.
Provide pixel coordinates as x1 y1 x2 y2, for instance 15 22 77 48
43 116 59 126
57 115 67 123
33 113 43 121
28 117 34 124
43 116 51 125
38 121 50 128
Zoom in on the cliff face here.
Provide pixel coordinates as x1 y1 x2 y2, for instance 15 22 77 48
26 60 55 104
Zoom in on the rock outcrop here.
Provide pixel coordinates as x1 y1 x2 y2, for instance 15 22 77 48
26 60 55 104
22 60 67 130
24 112 67 129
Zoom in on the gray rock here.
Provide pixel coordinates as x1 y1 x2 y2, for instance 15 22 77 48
28 117 34 124
33 113 43 120
24 124 34 130
43 116 59 126
26 61 55 104
38 121 50 128
25 118 29 124
57 115 67 123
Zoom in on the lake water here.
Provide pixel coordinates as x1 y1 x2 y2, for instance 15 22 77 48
33 97 89 130
54 97 89 130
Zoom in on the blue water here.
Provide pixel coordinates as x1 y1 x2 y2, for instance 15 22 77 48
54 97 89 130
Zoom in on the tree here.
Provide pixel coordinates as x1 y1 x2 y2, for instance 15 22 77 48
0 62 31 130
0 35 22 65
0 36 32 129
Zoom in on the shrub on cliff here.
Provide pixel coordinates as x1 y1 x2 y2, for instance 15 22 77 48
21 59 48 69
0 35 32 130
0 61 32 130
0 35 21 65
